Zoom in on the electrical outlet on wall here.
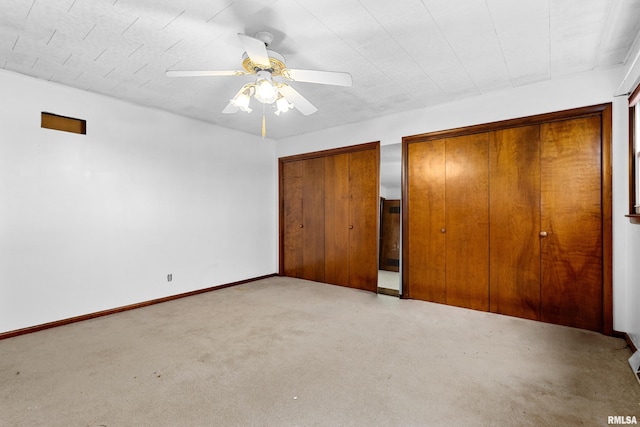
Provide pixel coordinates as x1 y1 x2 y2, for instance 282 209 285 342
167 274 172 282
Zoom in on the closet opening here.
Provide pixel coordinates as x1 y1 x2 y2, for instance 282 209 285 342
378 144 402 296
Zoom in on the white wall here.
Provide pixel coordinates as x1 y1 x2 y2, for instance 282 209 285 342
380 185 401 200
0 70 277 333
278 66 640 342
3 60 639 345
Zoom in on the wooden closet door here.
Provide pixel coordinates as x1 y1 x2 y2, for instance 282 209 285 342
540 116 603 331
445 133 489 311
489 126 541 320
406 139 446 302
349 149 379 292
282 160 304 278
302 157 326 282
324 153 350 287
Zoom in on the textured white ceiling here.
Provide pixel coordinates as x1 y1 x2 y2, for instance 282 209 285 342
2 0 640 139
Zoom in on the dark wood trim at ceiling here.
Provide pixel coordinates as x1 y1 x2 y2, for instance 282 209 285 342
278 141 380 163
403 104 611 144
0 274 277 341
401 103 613 335
278 141 381 276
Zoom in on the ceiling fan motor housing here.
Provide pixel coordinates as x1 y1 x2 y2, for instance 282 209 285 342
242 50 286 75
254 31 274 47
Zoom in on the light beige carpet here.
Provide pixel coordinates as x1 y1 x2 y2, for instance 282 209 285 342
1 276 638 426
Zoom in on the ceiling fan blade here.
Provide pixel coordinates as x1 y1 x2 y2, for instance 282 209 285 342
282 69 352 87
166 70 246 77
278 84 318 116
238 33 270 69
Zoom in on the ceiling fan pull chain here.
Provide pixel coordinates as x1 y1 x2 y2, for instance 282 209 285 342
262 102 266 139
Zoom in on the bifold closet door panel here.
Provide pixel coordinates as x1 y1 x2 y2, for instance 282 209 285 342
302 157 326 282
489 126 541 320
324 153 350 287
349 149 379 292
406 139 446 302
540 116 603 332
445 133 490 311
282 160 304 278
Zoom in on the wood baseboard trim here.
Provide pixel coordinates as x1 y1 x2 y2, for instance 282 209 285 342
0 273 277 341
614 330 639 353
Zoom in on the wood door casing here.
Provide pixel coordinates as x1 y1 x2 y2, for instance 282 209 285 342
445 133 490 311
540 115 603 331
379 199 401 272
407 139 446 302
349 149 379 292
324 153 350 287
489 125 541 320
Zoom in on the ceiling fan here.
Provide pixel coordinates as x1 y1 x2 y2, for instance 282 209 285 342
166 31 353 136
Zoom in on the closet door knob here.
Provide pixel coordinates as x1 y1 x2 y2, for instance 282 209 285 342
540 231 548 237
299 224 304 229
441 228 446 233
349 225 354 229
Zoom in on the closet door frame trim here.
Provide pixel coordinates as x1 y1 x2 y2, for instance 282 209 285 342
401 103 612 335
278 141 381 276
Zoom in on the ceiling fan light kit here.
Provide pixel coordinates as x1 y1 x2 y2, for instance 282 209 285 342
229 84 253 113
166 31 353 137
275 95 294 116
254 71 279 104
